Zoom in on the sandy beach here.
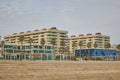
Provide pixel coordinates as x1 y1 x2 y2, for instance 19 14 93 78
0 60 120 80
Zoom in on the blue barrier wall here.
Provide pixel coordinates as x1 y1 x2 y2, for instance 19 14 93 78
75 49 117 57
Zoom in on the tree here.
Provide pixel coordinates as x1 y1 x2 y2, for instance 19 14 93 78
50 38 56 46
116 44 120 60
116 44 120 50
18 35 25 60
40 38 45 60
0 41 5 59
104 42 111 61
58 47 63 60
93 42 98 60
19 35 25 49
94 42 98 49
78 41 83 57
60 40 66 47
87 42 92 60
28 38 34 60
65 46 69 60
104 42 111 49
60 40 66 60
87 42 92 49
60 40 66 53
50 38 56 60
72 41 77 56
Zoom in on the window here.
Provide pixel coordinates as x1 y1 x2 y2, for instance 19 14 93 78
34 46 38 49
39 46 42 49
41 35 44 37
45 46 52 49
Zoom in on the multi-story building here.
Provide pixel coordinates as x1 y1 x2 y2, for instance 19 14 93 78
68 32 110 53
2 44 53 60
3 27 111 60
4 27 68 54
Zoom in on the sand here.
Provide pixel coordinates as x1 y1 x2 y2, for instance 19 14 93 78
0 60 120 80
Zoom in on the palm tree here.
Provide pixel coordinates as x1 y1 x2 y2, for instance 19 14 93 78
65 46 69 60
58 47 62 60
60 40 66 47
104 42 111 49
28 38 34 60
78 41 83 58
60 40 66 60
117 44 120 50
116 44 120 60
104 42 111 61
87 42 92 60
72 41 77 56
18 35 25 60
50 38 56 60
40 38 45 60
0 41 5 59
93 42 98 60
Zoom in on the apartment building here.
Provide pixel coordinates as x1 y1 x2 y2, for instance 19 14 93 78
4 27 68 54
68 32 110 53
3 27 110 56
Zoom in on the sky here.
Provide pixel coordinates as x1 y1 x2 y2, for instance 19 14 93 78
0 0 120 44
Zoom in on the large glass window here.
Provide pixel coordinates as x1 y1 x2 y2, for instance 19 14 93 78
34 46 38 49
45 46 52 49
39 46 42 49
45 51 52 54
25 46 31 49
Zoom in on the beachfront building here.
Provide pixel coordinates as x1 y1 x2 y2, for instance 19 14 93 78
68 33 110 54
75 49 118 61
4 27 68 54
2 27 68 60
2 43 53 60
2 27 115 60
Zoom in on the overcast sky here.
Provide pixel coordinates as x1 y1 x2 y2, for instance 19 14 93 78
0 0 120 44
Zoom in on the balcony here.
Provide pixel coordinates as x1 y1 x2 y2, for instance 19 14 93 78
60 36 68 39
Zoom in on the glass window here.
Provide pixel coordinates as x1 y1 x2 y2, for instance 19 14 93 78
39 46 42 49
34 46 38 49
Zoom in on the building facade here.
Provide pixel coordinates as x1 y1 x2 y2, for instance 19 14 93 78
2 43 53 60
75 49 117 61
68 33 110 53
3 27 112 60
4 27 68 54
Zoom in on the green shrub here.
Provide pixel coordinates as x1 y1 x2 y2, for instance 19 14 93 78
89 57 102 61
92 57 102 61
56 55 60 59
92 57 96 61
82 57 87 60
96 57 102 60
71 56 79 60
